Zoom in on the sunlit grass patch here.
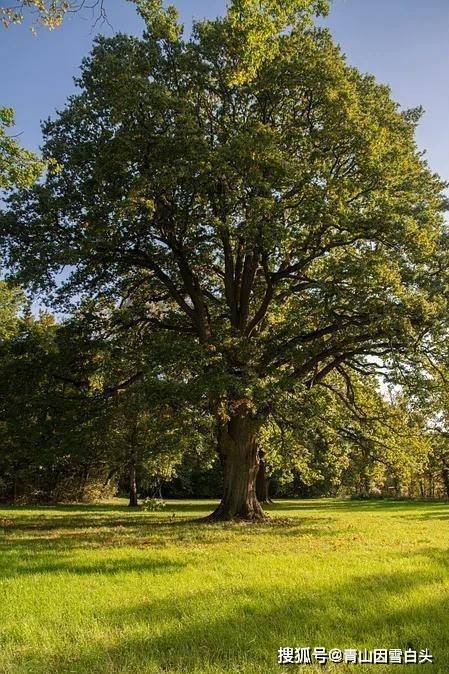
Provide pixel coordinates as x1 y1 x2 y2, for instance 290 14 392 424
0 499 448 673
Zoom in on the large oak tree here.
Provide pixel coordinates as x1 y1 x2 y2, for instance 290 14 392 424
1 0 448 519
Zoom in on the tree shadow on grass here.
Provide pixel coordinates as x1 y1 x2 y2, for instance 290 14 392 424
0 503 216 534
2 499 444 534
395 546 449 571
0 514 340 566
396 509 449 522
267 499 449 513
11 564 442 674
0 503 338 547
0 500 218 515
0 555 186 580
1 503 447 672
0 508 341 585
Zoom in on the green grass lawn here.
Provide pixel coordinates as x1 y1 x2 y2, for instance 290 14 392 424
0 499 448 674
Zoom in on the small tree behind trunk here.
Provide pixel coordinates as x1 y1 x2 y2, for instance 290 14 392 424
256 450 273 504
128 450 138 508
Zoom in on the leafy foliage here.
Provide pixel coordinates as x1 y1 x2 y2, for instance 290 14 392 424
0 108 44 190
2 2 447 414
0 0 106 31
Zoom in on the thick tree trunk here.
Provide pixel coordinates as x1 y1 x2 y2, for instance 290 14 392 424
256 450 273 504
209 406 266 521
128 452 138 508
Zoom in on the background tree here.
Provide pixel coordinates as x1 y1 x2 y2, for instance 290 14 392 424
95 384 214 507
1 0 447 519
414 362 449 499
0 303 118 503
0 0 108 30
0 108 44 190
258 376 430 499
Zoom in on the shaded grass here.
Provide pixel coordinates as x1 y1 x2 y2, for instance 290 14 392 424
0 498 448 673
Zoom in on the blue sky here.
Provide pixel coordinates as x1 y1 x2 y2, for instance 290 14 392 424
1 0 448 183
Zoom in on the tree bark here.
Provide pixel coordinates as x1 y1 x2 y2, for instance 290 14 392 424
209 405 266 521
256 450 273 504
128 451 138 508
442 468 449 500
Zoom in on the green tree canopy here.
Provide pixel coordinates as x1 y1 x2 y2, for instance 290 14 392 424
1 0 447 519
0 108 44 190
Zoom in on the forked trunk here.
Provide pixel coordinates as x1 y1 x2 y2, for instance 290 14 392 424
209 408 266 521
